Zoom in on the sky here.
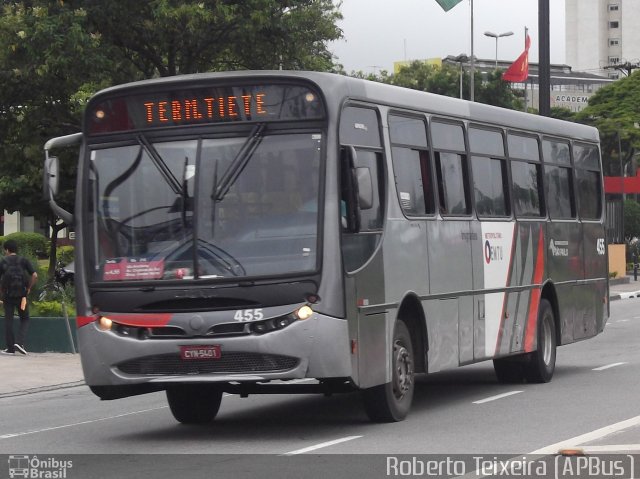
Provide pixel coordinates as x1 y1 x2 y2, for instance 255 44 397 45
330 0 566 74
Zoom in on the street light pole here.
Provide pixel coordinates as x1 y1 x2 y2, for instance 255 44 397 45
484 30 514 69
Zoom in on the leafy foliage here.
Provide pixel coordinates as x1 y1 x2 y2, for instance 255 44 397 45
350 61 523 110
0 232 48 259
624 199 640 244
576 71 640 177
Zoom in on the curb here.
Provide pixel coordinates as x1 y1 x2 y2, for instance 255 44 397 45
616 291 640 300
0 380 85 399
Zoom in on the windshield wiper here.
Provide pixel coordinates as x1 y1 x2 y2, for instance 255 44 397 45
137 134 184 197
214 123 265 201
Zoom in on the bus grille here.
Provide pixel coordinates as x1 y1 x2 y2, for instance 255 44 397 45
116 352 299 376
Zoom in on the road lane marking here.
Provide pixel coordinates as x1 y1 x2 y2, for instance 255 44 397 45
282 435 362 455
592 362 627 371
472 390 523 404
580 444 640 452
529 414 640 454
0 406 168 440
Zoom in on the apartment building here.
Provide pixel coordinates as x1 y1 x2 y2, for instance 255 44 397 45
566 0 640 78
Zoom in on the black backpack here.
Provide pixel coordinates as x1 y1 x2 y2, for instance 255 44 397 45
1 256 29 299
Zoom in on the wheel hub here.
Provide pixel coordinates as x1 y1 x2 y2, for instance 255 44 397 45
393 341 413 399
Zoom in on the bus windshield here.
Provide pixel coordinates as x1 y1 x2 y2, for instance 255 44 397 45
89 131 322 282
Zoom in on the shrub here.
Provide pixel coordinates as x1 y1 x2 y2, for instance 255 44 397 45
1 232 48 259
31 300 76 318
57 245 75 265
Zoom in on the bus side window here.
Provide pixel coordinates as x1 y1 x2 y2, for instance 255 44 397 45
431 120 470 216
389 114 434 216
543 139 575 219
469 126 509 217
573 143 602 220
340 147 384 232
340 146 384 273
508 132 544 218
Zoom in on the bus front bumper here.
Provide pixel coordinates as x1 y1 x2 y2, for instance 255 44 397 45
77 311 353 392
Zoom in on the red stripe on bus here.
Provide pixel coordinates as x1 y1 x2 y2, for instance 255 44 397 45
524 228 545 352
104 313 173 327
76 316 97 328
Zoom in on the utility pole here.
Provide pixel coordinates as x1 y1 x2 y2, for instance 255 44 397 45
604 62 640 77
538 0 550 116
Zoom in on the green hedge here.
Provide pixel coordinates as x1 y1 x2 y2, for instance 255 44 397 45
0 232 48 259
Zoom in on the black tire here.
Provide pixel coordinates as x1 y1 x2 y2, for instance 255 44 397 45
363 321 415 422
493 358 525 383
524 298 557 383
166 384 223 424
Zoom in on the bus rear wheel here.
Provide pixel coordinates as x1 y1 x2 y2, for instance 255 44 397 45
166 384 223 424
363 320 414 422
524 298 557 383
492 298 557 384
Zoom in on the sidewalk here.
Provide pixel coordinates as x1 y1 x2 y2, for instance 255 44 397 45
609 275 640 300
0 352 83 398
1 279 639 398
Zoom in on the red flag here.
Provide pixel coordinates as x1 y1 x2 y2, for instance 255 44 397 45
502 35 531 82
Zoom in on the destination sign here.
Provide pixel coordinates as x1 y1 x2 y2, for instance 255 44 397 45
88 83 324 134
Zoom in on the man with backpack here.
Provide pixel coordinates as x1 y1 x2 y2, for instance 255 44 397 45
0 239 38 355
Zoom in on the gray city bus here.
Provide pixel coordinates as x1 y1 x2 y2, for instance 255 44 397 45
44 71 608 423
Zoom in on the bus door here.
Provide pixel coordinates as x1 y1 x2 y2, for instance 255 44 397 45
428 120 474 368
339 106 386 388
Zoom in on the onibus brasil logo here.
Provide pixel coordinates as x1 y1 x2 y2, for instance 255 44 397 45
8 455 72 479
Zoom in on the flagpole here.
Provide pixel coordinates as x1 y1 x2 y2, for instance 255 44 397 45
523 26 528 112
470 0 474 102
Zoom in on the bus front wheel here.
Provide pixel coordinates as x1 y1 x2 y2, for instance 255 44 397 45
166 384 223 424
362 320 415 422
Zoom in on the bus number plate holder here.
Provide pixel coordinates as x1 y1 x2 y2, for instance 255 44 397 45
180 345 221 360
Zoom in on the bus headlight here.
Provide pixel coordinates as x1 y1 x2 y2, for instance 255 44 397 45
295 305 314 320
98 316 113 331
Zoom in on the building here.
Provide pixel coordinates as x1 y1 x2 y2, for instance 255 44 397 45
437 56 613 112
1 210 45 237
566 0 640 79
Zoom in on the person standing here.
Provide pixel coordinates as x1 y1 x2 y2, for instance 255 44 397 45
0 239 38 355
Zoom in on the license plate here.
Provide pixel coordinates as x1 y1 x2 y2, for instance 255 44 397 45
180 345 221 360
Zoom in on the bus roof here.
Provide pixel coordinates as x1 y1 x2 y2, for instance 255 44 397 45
89 70 599 143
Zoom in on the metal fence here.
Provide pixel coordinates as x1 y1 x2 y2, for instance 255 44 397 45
606 197 623 244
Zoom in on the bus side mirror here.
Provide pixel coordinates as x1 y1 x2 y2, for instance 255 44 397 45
355 167 373 210
44 155 60 197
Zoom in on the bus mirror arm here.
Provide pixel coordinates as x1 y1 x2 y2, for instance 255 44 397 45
49 198 74 226
43 133 81 226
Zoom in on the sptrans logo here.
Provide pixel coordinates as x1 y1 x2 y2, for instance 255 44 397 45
8 455 72 478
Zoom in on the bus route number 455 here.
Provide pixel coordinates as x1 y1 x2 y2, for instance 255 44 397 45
234 309 264 322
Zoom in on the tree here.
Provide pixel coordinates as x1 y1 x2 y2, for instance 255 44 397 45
83 0 342 76
624 199 640 241
576 72 640 177
355 61 522 110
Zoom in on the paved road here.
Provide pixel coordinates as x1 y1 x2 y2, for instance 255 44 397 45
1 300 639 478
